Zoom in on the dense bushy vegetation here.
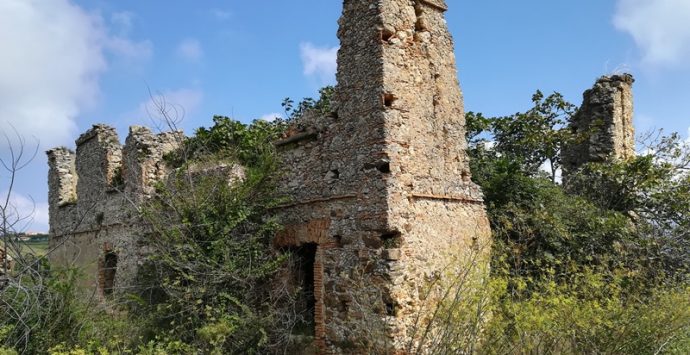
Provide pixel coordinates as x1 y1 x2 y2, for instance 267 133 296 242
2 88 689 354
130 117 289 354
458 92 689 353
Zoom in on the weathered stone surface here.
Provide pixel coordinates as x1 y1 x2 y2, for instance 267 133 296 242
47 147 77 207
47 124 182 298
563 74 636 175
274 0 491 352
48 0 493 353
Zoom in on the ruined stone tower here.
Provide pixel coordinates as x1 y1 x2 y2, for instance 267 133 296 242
274 0 491 352
47 125 181 296
563 74 636 174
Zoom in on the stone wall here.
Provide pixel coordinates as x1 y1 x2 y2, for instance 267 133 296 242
274 0 491 352
48 0 492 352
47 125 181 297
563 74 636 175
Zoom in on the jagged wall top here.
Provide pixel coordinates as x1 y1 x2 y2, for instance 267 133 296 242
47 124 182 213
563 73 635 174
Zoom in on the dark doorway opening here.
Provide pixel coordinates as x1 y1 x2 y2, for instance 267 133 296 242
102 252 118 296
291 243 317 335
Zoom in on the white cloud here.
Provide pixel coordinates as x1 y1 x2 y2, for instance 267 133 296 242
300 42 338 84
107 11 152 63
0 0 152 151
614 0 690 67
211 9 232 21
106 37 153 63
176 38 204 62
111 11 135 35
259 113 283 122
0 0 105 149
0 191 49 233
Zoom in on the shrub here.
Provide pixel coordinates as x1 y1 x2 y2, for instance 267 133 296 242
130 118 291 354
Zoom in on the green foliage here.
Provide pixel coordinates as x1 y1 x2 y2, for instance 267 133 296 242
281 85 335 121
131 117 289 354
466 90 689 290
488 176 640 288
482 277 690 354
567 133 690 228
1 266 85 353
444 89 690 354
416 270 690 354
0 327 17 355
566 142 690 281
468 91 576 182
1 263 144 354
172 116 288 168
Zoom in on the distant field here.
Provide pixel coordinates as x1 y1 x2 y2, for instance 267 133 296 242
7 240 50 257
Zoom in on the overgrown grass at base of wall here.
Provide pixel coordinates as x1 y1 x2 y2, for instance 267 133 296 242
482 278 690 354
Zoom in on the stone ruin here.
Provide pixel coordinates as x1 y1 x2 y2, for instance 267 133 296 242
46 0 636 353
47 125 182 297
563 74 636 175
272 0 492 350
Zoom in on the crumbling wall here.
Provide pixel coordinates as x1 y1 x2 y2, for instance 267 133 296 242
48 0 492 352
275 0 491 352
563 74 636 175
381 0 491 348
47 125 181 298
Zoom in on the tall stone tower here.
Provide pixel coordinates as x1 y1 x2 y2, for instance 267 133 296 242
563 74 636 174
275 0 491 352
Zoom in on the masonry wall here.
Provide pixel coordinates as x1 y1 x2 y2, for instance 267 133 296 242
275 0 491 352
382 1 491 348
563 74 636 175
47 125 180 297
48 0 492 352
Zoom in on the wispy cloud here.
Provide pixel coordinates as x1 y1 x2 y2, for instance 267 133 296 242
176 38 204 62
107 11 152 63
107 37 153 63
300 42 338 84
211 9 232 21
614 0 690 68
258 113 283 122
0 190 49 233
0 0 152 151
111 11 135 35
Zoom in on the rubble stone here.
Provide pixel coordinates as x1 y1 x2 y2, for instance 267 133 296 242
563 74 636 175
48 1 493 352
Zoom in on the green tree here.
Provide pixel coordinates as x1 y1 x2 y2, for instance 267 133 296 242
466 90 689 291
281 86 335 121
469 91 576 183
451 89 690 354
131 118 292 354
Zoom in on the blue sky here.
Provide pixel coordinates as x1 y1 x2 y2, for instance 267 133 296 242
1 0 689 232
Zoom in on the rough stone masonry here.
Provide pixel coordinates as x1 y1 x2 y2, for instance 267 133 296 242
272 0 491 351
44 0 635 353
47 0 492 352
47 126 181 297
563 73 636 175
